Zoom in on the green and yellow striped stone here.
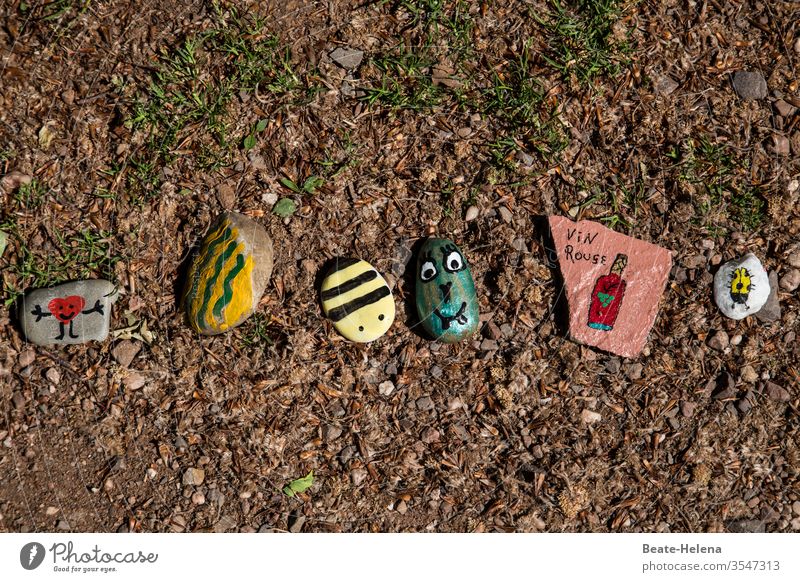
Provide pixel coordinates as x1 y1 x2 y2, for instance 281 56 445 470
182 212 273 335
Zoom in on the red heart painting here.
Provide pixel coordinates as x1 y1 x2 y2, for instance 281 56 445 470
48 296 86 323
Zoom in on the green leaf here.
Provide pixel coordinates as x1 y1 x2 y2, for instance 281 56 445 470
280 177 301 193
0 231 6 258
273 198 298 218
256 118 268 132
282 470 314 497
243 133 256 150
302 175 324 194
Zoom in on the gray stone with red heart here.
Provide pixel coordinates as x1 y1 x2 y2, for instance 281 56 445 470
20 280 120 345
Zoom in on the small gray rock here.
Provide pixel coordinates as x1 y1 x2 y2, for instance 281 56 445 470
330 47 364 70
182 467 205 486
416 396 435 411
732 71 767 101
764 381 790 402
680 401 696 418
755 271 781 323
112 340 141 367
780 268 800 292
707 330 729 351
20 280 119 346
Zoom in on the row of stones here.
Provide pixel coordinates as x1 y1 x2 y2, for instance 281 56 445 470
16 213 786 357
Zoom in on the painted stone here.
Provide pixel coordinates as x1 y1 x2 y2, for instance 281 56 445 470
713 253 770 320
548 216 672 358
415 238 479 343
320 258 395 342
20 279 119 345
182 212 273 335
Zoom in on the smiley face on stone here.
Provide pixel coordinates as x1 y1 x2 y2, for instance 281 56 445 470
415 238 479 343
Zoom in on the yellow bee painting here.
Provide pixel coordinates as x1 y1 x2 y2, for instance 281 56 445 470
729 267 752 306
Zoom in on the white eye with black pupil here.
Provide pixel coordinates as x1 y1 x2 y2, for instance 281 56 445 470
444 251 464 272
420 261 437 282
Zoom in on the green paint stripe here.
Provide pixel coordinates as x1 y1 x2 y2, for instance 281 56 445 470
212 252 246 320
187 225 232 308
197 239 238 328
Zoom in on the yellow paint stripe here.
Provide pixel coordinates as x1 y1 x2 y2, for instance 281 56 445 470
219 255 255 330
189 225 238 326
203 240 247 329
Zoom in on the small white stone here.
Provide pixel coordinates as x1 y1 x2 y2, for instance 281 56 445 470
581 409 602 424
378 380 395 396
713 253 770 320
465 206 479 222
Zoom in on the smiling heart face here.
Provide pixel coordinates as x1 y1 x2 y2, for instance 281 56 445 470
48 296 86 323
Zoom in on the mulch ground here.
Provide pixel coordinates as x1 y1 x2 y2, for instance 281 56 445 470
0 0 798 532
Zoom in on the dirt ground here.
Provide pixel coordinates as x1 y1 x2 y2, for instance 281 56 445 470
0 0 799 533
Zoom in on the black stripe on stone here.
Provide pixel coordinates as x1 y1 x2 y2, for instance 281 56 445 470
327 285 391 322
328 257 361 273
321 269 378 301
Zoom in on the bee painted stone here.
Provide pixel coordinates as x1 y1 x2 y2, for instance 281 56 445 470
415 238 479 343
320 258 395 342
20 279 120 346
714 253 770 320
182 212 273 335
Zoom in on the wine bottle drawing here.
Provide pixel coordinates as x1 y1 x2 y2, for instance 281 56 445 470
587 253 627 331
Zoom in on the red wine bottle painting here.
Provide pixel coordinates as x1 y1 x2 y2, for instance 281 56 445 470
587 254 628 332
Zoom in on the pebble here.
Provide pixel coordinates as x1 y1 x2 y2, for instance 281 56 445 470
288 512 305 533
191 492 206 505
330 47 363 70
788 250 800 269
182 467 205 486
20 280 120 346
774 99 796 117
605 358 621 374
792 501 800 516
57 519 70 531
680 401 696 418
111 340 140 367
323 425 343 442
497 206 513 223
755 271 781 323
182 212 273 335
581 409 602 424
18 348 36 368
480 339 499 352
714 253 770 320
625 363 643 380
707 330 729 351
416 396 435 411
378 380 395 396
464 206 479 222
737 389 755 414
732 70 767 100
45 367 60 384
415 238 479 343
320 258 395 342
780 268 800 292
764 382 790 402
12 392 25 410
123 371 146 391
729 334 742 346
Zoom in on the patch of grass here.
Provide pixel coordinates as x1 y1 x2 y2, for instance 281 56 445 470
14 179 50 209
123 5 307 203
240 312 275 350
667 137 766 233
533 0 633 84
361 48 443 110
1 226 120 306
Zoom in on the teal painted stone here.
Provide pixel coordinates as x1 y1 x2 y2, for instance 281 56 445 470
415 238 479 343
